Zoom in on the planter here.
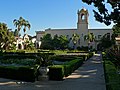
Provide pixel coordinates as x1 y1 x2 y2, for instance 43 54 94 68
38 67 48 81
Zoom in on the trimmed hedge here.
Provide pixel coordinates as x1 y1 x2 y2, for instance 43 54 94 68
1 52 55 60
50 55 78 62
103 53 120 90
64 59 83 77
48 58 83 80
0 65 38 82
49 65 64 80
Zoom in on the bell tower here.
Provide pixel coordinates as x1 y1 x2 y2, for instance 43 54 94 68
77 8 89 34
77 8 89 47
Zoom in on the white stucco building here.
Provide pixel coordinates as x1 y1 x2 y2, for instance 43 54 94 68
15 34 36 50
36 8 113 50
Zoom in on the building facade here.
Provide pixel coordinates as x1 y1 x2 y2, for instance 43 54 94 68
36 8 113 50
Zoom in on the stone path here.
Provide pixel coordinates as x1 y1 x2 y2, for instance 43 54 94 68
0 52 106 90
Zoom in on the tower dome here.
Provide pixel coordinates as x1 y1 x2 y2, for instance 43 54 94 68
78 7 88 15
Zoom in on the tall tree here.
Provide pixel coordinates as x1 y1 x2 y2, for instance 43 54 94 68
99 34 113 49
40 34 53 49
52 34 60 49
0 23 15 50
13 17 31 36
112 24 120 37
14 29 20 37
59 35 69 49
82 0 120 26
84 32 95 50
71 33 80 49
23 20 31 34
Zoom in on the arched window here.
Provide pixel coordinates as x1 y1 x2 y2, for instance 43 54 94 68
81 14 85 20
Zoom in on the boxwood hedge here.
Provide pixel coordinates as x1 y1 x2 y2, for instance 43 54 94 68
0 65 38 82
48 58 83 80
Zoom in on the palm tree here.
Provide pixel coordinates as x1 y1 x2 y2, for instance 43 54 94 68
71 33 80 49
84 32 95 51
13 17 31 36
23 20 31 34
13 17 23 33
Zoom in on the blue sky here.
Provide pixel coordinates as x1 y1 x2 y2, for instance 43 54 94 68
0 0 113 36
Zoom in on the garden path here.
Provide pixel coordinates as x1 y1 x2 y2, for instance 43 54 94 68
0 52 106 90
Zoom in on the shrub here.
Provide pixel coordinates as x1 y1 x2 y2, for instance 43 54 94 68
103 54 120 90
0 65 38 82
64 59 83 77
48 58 84 80
49 55 77 62
48 65 64 80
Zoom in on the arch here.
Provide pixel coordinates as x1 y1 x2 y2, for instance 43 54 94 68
81 13 85 20
24 44 27 49
18 44 22 49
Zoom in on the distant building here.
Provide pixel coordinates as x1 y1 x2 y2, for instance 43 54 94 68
15 34 36 50
36 8 113 50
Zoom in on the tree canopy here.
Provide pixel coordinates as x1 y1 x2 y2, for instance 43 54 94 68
71 33 80 49
82 0 120 26
40 34 69 50
13 17 31 36
40 34 53 49
99 33 113 49
84 32 95 42
0 23 15 50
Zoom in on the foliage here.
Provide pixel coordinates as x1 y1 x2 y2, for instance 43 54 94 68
103 57 120 90
13 17 31 36
9 43 16 50
40 34 53 49
50 50 67 55
52 34 60 49
58 35 69 49
0 23 15 50
14 29 20 37
82 0 120 26
84 32 95 42
48 65 64 80
48 58 83 80
40 34 69 50
112 24 120 38
107 46 120 68
24 40 35 50
84 32 95 50
99 34 113 49
0 65 38 82
71 33 80 49
0 59 36 66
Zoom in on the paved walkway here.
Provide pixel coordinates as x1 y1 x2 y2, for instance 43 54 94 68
0 52 106 90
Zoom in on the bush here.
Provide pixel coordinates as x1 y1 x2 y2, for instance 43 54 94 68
103 55 120 90
64 59 83 77
49 55 77 62
0 65 38 82
48 65 64 80
48 58 84 80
